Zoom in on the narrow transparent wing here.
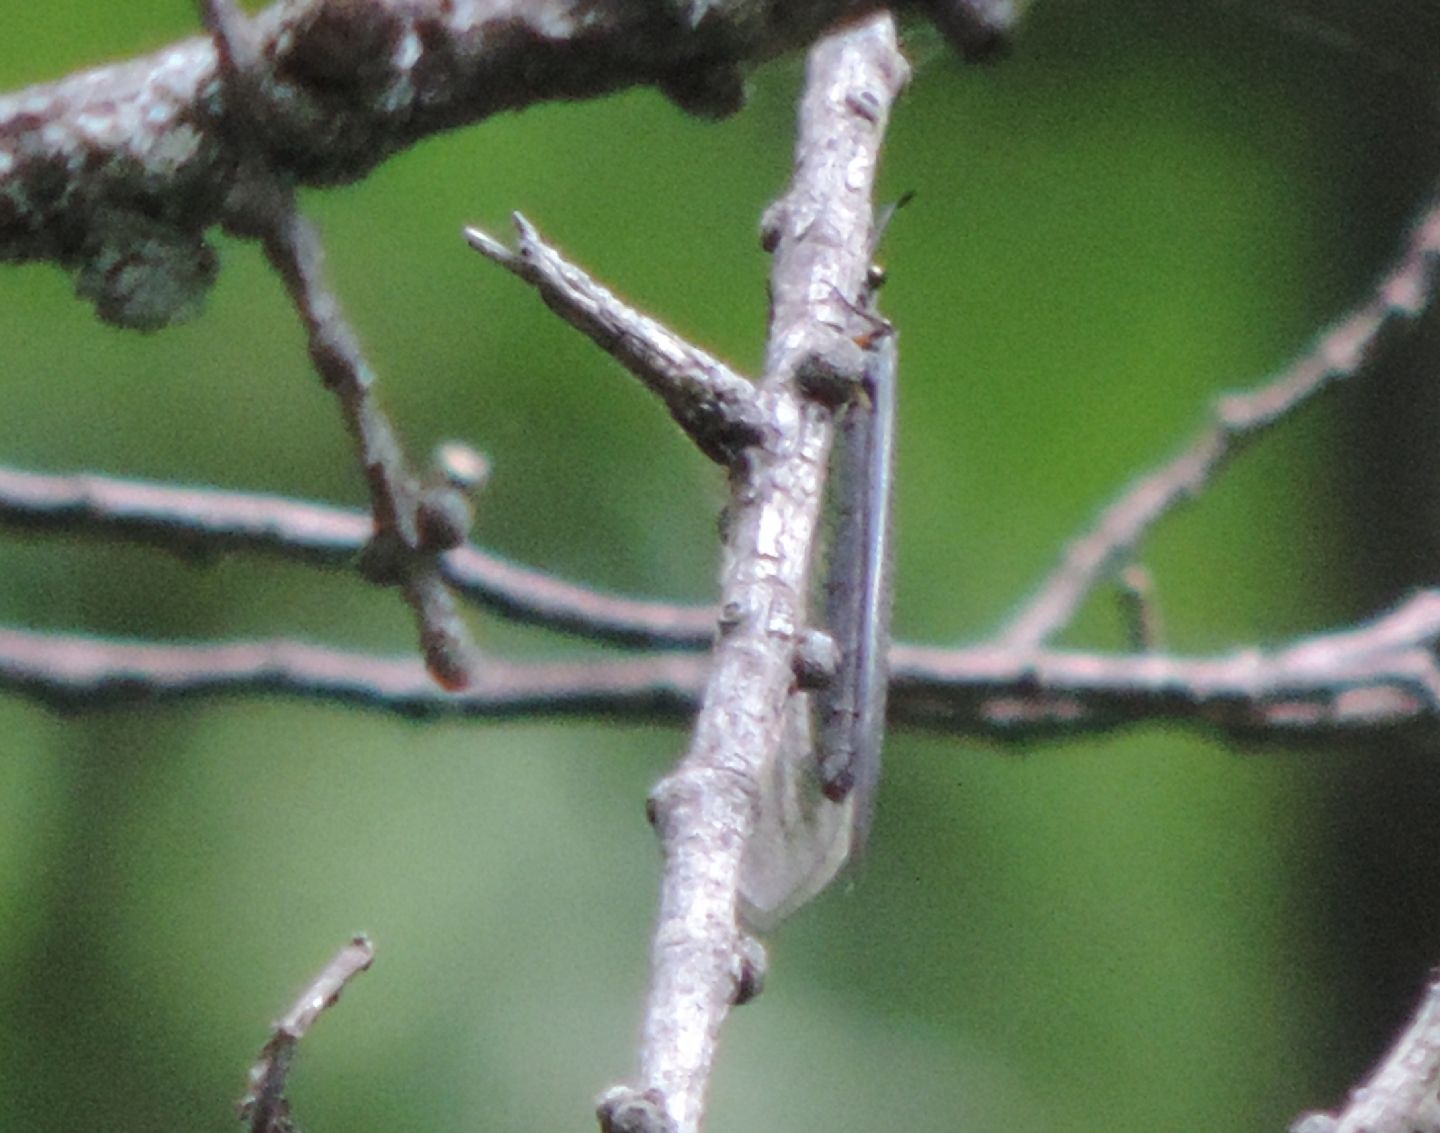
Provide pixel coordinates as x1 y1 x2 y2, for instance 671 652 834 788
739 696 854 931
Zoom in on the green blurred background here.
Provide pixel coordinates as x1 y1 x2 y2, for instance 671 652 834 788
2 2 1439 1130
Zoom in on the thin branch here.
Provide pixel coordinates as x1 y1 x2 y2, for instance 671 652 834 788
1291 970 1440 1133
239 934 376 1133
0 464 715 648
7 594 1440 739
466 215 765 466
598 19 910 1133
195 0 478 689
997 195 1440 649
256 194 479 689
0 626 707 719
898 591 1440 739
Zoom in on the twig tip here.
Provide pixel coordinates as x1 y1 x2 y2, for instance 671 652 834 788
463 225 510 262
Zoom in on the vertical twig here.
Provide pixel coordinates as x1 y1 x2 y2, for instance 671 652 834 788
197 0 478 689
598 15 910 1133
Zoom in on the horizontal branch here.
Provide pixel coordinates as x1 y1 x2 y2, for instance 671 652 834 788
0 464 715 648
0 0 936 328
0 626 710 720
7 590 1440 741
900 591 1440 740
466 214 764 465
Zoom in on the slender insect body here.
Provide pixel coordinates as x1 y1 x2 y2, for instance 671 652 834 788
814 327 897 852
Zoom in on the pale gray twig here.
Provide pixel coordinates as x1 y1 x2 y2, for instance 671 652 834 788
465 215 765 466
9 595 1440 739
899 590 1440 738
1290 970 1440 1133
0 464 715 648
1116 563 1163 652
599 18 911 1133
239 935 376 1133
0 626 707 719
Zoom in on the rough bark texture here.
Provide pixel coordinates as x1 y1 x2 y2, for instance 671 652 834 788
0 0 925 328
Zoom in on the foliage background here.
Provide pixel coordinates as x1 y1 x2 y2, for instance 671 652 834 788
1 2 1439 1131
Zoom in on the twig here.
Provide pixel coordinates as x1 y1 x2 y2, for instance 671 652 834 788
997 195 1440 649
197 0 478 689
255 203 478 688
7 593 1440 738
465 216 765 466
0 626 709 719
1116 563 1163 651
597 19 910 1133
0 464 715 648
239 934 376 1133
1290 970 1440 1133
899 590 1440 738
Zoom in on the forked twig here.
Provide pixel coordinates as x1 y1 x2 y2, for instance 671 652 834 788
999 196 1440 648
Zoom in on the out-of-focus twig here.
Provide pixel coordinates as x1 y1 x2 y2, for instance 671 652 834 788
239 934 375 1133
0 626 708 719
0 464 715 648
998 196 1440 649
1116 563 1163 652
197 0 477 689
898 590 1440 738
0 0 970 328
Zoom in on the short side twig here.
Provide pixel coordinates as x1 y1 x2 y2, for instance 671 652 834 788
597 18 910 1133
260 204 477 687
1116 563 1164 652
198 0 477 689
998 195 1440 649
466 216 765 466
239 934 375 1133
1291 970 1440 1133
